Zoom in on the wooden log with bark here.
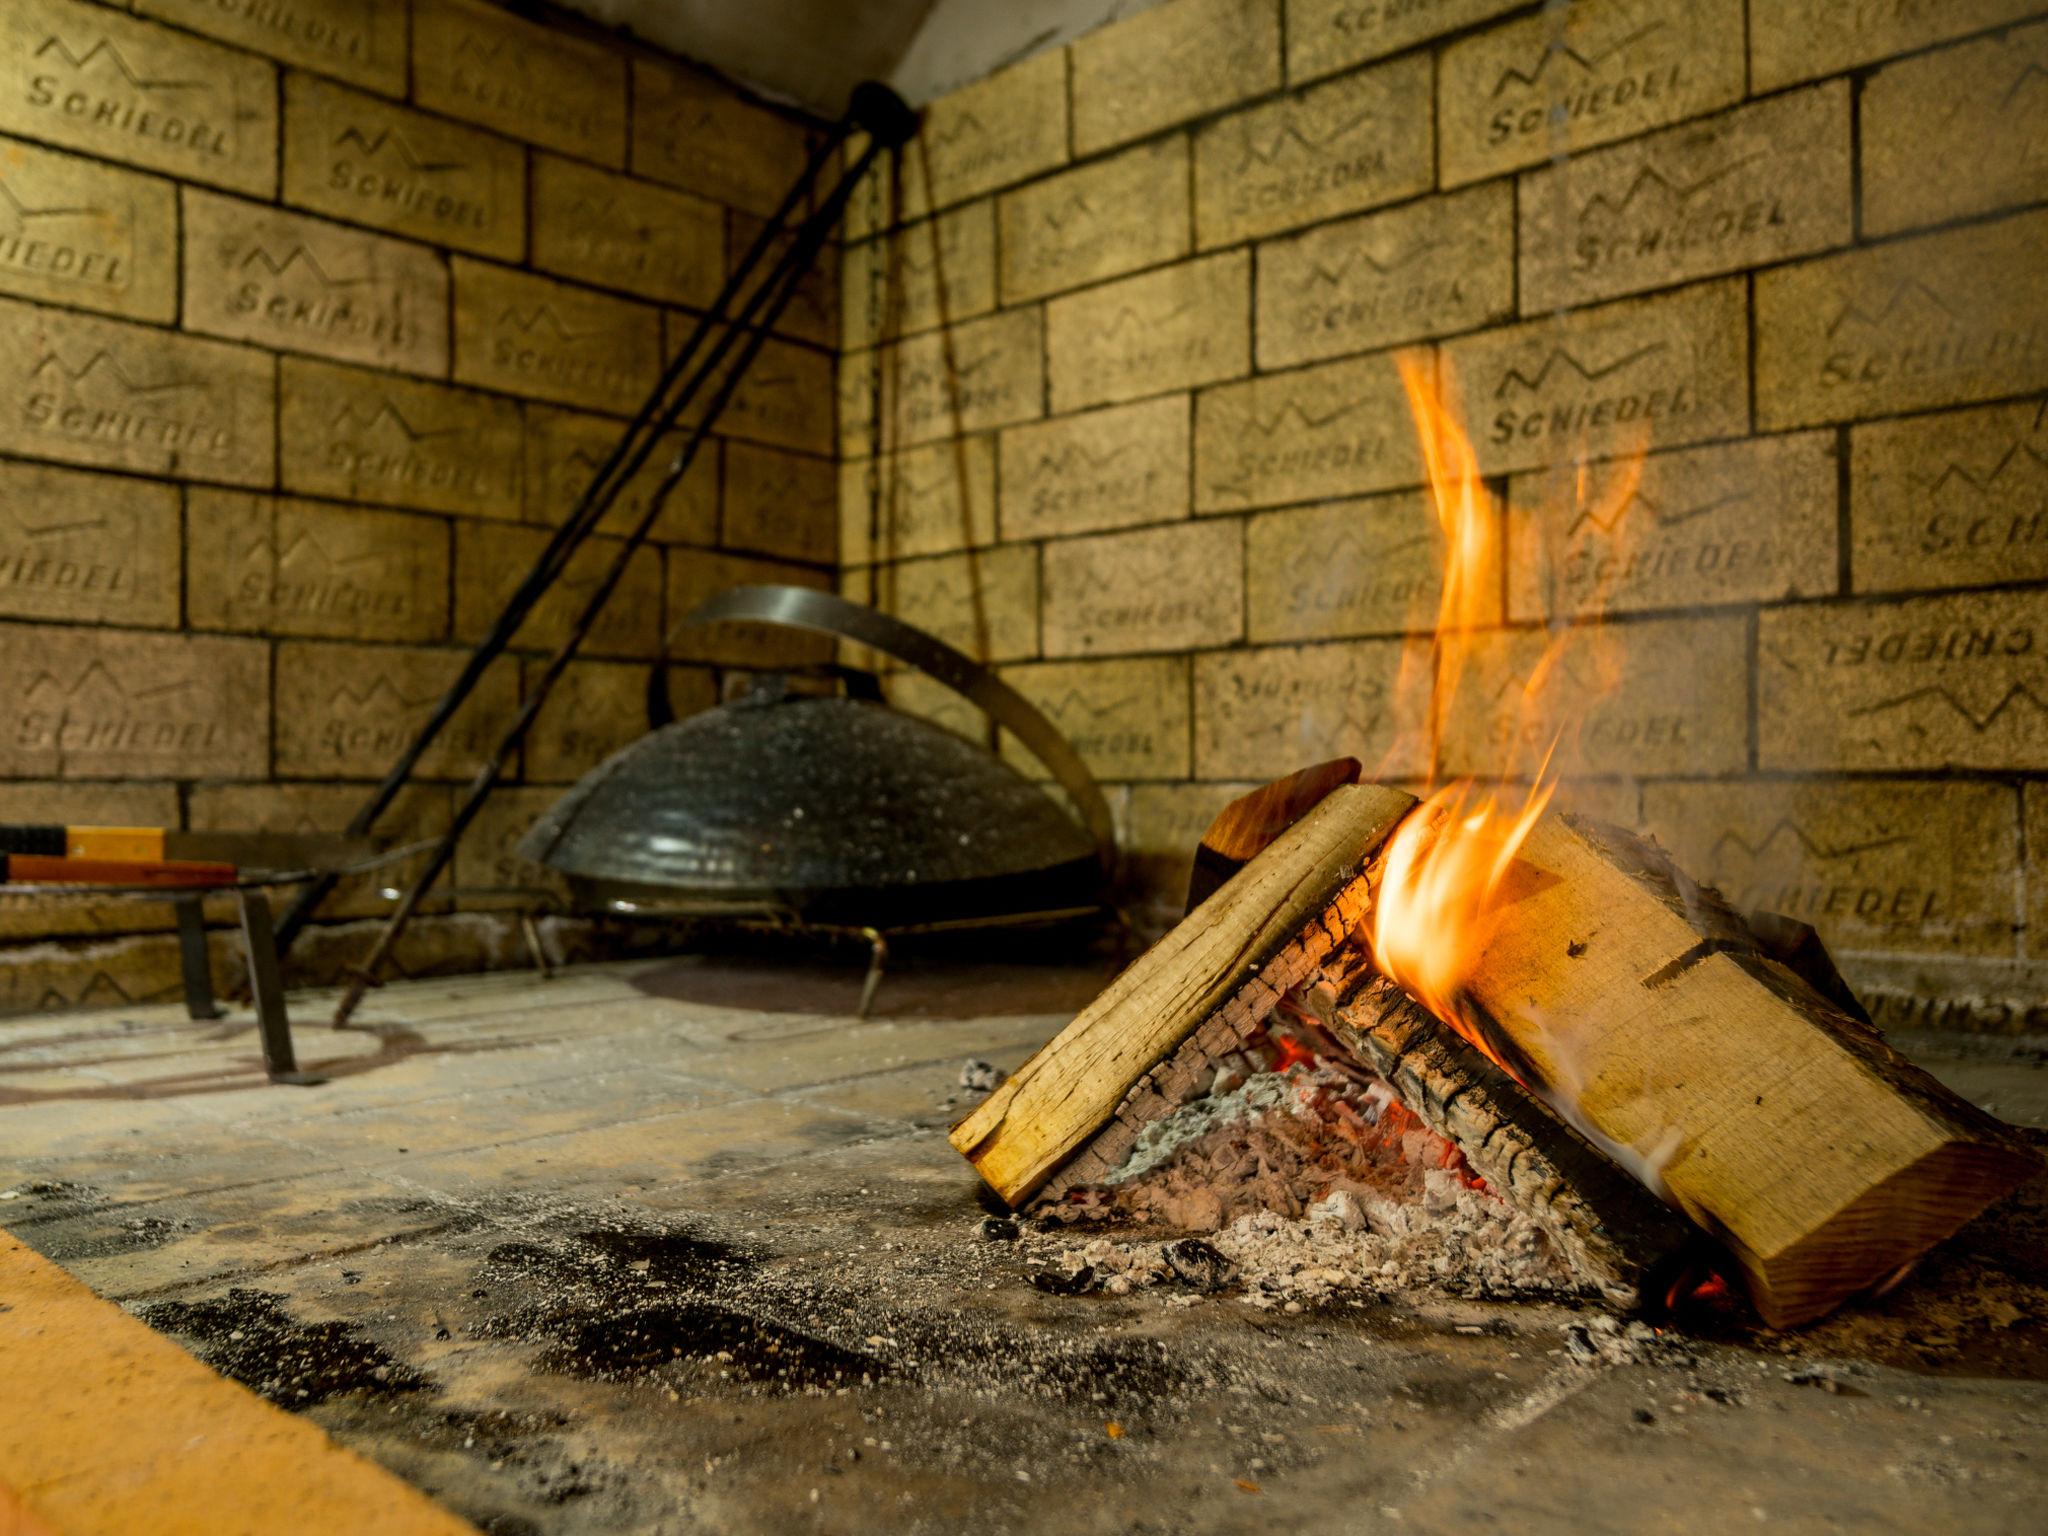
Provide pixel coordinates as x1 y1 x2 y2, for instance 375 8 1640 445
1408 810 2042 1327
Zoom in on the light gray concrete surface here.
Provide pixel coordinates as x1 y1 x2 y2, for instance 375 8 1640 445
2 957 2044 1535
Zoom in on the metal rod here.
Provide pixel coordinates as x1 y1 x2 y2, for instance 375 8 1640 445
239 890 324 1085
331 146 880 1027
271 126 852 958
174 896 220 1022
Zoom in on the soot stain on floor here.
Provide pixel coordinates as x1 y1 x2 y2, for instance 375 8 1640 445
139 1287 430 1407
473 1221 889 1391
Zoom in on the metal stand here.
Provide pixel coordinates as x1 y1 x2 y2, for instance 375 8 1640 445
238 891 326 1086
166 889 326 1086
273 82 921 984
173 896 221 1022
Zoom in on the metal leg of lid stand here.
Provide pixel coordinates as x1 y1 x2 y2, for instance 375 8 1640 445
521 912 555 980
856 927 888 1019
238 890 326 1087
174 896 223 1022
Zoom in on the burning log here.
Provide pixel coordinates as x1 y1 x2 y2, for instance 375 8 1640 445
952 783 2041 1327
1393 810 2041 1328
948 782 1414 1204
1310 965 1707 1309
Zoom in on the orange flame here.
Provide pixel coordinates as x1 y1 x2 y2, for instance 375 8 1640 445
1366 354 1641 1069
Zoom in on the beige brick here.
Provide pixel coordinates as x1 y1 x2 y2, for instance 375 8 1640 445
0 930 195 1012
1003 657 1191 780
283 74 524 262
1255 182 1512 370
1853 399 2048 595
1043 520 1243 657
0 0 276 195
523 658 658 784
188 780 449 920
1000 397 1192 541
1507 431 1839 620
412 0 623 165
453 260 661 416
1121 779 1255 899
186 489 447 642
1440 616 1749 778
1750 0 2044 92
1072 0 1282 156
849 51 1068 234
839 436 997 565
0 134 176 322
1287 0 1526 84
451 784 568 911
1863 22 2048 237
1194 52 1432 248
669 552 834 668
1444 277 1749 476
1755 211 2048 431
521 407 716 545
1247 490 1451 643
724 442 836 563
879 670 989 746
1000 137 1191 305
714 334 836 457
1519 85 1853 312
1438 0 1744 187
2029 784 2048 959
840 306 1044 453
0 623 267 778
1047 253 1249 415
531 156 724 310
455 524 662 659
0 460 178 627
0 782 179 938
1195 350 1425 512
731 213 839 350
1552 779 1642 829
1758 590 2048 772
841 200 998 347
281 357 522 519
181 189 448 376
0 297 273 485
137 0 407 97
632 60 811 218
1193 638 1427 779
840 545 1038 664
1643 779 2021 959
274 640 515 780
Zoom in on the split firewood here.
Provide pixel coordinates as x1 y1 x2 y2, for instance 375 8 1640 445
949 782 1415 1206
1182 757 1361 913
1412 811 2042 1328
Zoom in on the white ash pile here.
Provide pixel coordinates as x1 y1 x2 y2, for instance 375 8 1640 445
1033 1058 1581 1306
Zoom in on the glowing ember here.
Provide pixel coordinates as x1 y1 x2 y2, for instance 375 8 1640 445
1366 353 1641 1072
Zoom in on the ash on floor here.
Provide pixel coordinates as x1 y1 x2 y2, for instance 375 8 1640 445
3 961 2045 1536
1035 1064 1579 1307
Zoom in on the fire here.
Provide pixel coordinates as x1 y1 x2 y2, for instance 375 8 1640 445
1365 353 1641 1072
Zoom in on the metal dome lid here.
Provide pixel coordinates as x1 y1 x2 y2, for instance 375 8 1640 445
518 586 1116 927
520 693 1100 923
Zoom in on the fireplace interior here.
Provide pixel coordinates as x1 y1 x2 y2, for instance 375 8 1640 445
2 0 2046 1533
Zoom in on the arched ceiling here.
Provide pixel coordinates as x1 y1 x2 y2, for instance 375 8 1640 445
547 0 1170 115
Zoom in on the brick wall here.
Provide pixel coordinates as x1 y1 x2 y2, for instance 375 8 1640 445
839 0 2048 1033
0 0 836 1010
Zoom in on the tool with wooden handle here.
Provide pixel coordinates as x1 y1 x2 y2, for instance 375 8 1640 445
0 853 240 888
0 825 377 870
